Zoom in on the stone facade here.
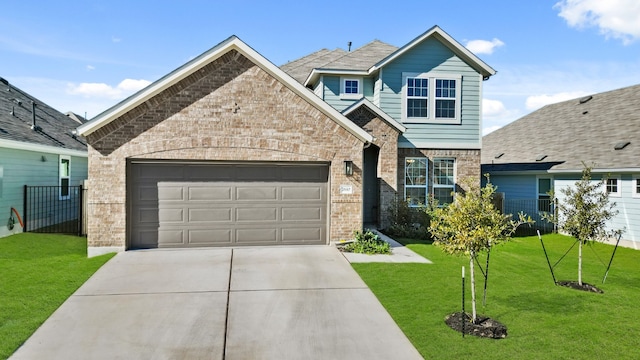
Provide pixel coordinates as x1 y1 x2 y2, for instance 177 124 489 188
86 50 366 251
397 148 481 202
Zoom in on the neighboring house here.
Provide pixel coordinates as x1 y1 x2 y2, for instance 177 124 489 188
77 26 495 256
482 84 640 249
0 77 88 238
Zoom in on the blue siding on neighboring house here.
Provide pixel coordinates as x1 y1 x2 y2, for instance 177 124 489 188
486 174 537 199
0 147 88 237
377 38 482 148
555 174 640 244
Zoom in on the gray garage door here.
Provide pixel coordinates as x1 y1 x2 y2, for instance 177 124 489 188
129 162 329 249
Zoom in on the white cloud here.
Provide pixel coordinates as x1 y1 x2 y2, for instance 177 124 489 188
482 125 502 135
67 79 151 99
525 91 590 110
482 99 506 117
86 65 95 71
112 36 122 43
465 38 505 55
555 0 640 44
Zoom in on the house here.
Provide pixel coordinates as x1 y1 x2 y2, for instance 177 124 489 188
0 77 88 238
482 84 640 249
76 26 495 256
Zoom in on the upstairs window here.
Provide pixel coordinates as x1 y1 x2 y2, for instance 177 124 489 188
340 77 362 99
402 73 461 124
59 155 70 200
433 158 455 205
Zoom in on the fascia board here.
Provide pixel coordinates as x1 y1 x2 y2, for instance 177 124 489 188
0 138 88 157
341 98 406 133
303 68 369 88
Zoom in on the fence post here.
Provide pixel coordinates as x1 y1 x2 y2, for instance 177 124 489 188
78 184 83 236
23 185 28 232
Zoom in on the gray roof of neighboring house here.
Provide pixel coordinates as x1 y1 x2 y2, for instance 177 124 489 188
482 83 640 172
0 77 87 152
280 40 397 84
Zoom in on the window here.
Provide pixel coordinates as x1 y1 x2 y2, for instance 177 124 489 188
406 78 428 118
538 178 552 212
59 156 70 200
402 73 461 123
340 77 362 99
605 177 620 197
433 159 455 205
634 177 640 198
405 158 428 206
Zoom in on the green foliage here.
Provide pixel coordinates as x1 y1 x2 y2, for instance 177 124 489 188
343 229 391 255
543 165 622 244
429 177 532 256
384 196 434 240
352 234 640 359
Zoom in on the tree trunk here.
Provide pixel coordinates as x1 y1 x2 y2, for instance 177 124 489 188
578 240 583 286
469 252 477 323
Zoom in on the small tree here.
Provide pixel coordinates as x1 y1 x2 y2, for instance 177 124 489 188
543 165 622 286
429 176 531 323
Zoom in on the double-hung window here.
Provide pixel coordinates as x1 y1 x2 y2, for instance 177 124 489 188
59 155 70 200
405 158 428 206
633 177 640 198
433 159 455 205
402 72 461 123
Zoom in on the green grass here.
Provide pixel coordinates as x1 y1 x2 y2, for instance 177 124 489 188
352 234 640 359
0 233 114 359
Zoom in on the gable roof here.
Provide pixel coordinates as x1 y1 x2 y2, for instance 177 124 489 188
482 84 640 172
281 25 496 87
369 25 496 78
0 77 87 156
77 36 373 144
341 98 406 134
280 48 347 84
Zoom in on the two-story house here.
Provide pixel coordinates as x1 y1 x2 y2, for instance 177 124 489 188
76 26 494 256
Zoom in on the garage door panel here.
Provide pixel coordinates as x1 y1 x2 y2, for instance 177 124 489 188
189 229 232 244
236 187 277 201
282 207 322 221
158 208 184 223
281 187 322 201
189 208 232 222
282 228 323 242
188 186 232 201
236 229 277 243
130 163 328 248
236 207 278 222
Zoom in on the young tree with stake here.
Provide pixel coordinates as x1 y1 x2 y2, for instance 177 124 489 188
429 176 532 323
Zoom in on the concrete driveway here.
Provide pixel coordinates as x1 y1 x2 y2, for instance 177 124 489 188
11 246 423 360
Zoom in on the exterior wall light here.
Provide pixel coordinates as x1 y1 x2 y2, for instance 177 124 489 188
344 160 353 176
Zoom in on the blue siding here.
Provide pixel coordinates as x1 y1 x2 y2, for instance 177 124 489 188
0 147 87 237
555 174 640 245
378 38 482 148
322 76 374 112
486 174 537 199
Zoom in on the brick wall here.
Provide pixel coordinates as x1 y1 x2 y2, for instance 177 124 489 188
86 51 365 251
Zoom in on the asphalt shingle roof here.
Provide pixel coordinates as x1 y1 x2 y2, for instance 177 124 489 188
0 78 87 152
482 84 640 171
280 40 397 84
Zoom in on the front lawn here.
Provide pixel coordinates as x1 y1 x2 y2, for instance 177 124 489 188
352 234 640 359
0 233 114 359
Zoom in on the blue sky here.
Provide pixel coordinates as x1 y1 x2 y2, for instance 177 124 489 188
1 0 639 134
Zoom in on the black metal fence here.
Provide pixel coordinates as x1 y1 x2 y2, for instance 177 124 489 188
23 185 84 236
503 198 556 236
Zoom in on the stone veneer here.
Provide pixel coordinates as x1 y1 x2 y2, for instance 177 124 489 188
86 50 366 253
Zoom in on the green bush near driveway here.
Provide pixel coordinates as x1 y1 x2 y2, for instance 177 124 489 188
0 233 114 359
352 234 640 359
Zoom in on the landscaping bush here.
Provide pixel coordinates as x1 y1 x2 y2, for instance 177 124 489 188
383 196 433 240
343 229 391 255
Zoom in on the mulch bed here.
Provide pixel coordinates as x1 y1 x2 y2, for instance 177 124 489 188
444 312 507 339
556 280 604 293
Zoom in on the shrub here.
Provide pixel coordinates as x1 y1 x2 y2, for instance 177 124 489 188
343 229 391 255
384 196 434 240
